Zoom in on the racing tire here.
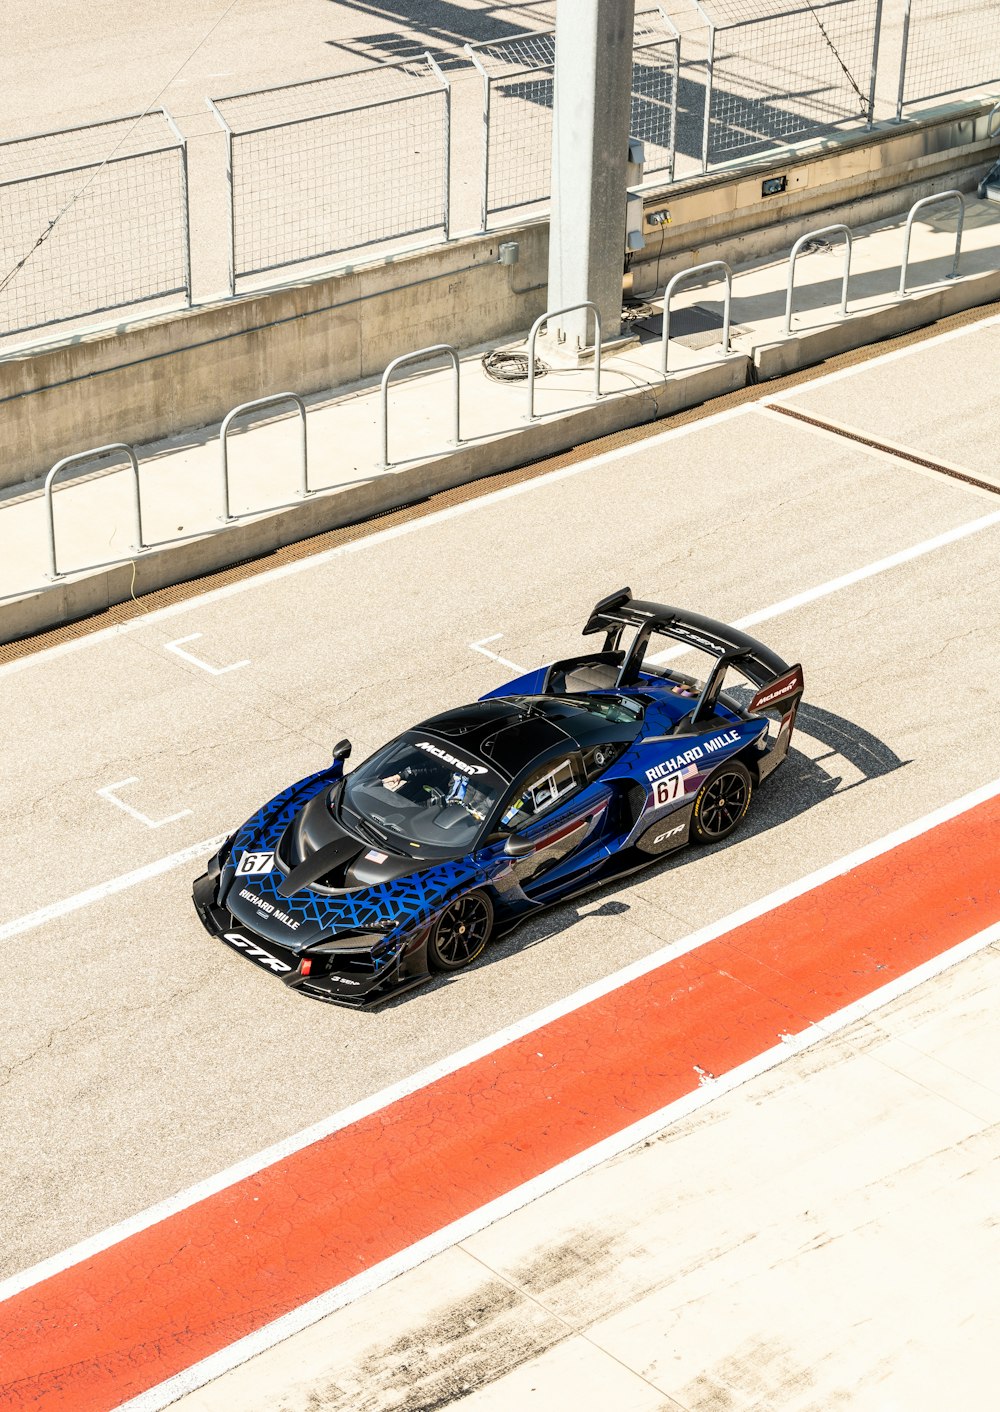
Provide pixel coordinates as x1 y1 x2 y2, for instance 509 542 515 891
428 890 494 973
690 760 753 844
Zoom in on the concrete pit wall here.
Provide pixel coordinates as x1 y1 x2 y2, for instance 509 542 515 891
1 97 998 493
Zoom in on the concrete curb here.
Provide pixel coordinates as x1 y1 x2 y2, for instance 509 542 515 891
3 268 998 644
752 268 1000 378
0 356 748 643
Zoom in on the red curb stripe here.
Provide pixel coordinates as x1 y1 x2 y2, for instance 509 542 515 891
2 795 999 1411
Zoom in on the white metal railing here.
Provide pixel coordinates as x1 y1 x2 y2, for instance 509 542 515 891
26 197 989 599
527 303 602 420
784 226 853 336
45 443 144 580
899 191 965 295
219 393 309 522
661 261 732 374
381 345 461 468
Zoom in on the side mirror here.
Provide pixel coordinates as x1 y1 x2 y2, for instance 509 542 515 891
332 738 352 763
503 834 536 859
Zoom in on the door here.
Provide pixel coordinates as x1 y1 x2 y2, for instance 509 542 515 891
502 755 608 891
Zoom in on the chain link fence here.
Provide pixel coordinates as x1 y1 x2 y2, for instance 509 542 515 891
692 0 882 169
631 10 682 181
208 58 451 293
0 112 190 340
7 6 1000 349
467 8 679 229
896 0 1000 118
466 31 555 225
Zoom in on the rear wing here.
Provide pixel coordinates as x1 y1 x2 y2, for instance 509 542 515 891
581 587 804 728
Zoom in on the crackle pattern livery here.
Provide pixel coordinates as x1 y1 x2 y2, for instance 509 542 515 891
193 592 804 1008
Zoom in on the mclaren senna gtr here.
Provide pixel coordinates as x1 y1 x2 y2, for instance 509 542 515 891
193 590 804 1008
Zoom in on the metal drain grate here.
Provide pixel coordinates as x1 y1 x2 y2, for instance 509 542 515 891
634 303 749 348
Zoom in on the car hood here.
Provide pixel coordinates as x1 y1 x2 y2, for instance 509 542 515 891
221 770 479 951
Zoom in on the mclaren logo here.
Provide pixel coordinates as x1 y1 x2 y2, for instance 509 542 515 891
222 932 292 973
416 740 488 775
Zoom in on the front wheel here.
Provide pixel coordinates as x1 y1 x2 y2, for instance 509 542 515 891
427 890 494 972
690 761 753 843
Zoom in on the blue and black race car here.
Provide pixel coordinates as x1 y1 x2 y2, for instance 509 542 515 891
193 590 804 1008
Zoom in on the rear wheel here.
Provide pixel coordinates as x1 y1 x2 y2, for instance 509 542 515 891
691 761 753 843
427 891 494 972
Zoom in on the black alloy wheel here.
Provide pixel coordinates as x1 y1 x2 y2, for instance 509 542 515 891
428 891 494 972
691 761 753 843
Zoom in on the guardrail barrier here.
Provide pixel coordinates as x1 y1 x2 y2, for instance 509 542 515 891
661 261 732 374
898 190 964 295
785 225 854 335
527 303 602 420
45 443 143 580
219 393 309 522
381 345 461 468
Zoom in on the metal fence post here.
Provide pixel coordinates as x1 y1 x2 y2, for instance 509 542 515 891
219 394 309 522
896 0 913 121
701 21 716 172
465 45 491 233
663 7 680 182
44 444 143 580
426 53 452 241
380 346 461 468
206 98 235 298
867 0 885 128
784 226 853 336
526 303 602 420
163 109 193 306
899 191 965 296
660 262 732 375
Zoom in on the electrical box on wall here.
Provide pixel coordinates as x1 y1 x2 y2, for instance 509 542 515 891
625 191 645 251
627 136 645 198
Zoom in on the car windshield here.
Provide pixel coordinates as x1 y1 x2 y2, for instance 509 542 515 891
342 734 505 852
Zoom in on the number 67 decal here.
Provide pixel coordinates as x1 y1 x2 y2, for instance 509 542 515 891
652 774 683 806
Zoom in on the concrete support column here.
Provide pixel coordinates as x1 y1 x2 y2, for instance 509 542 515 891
546 0 636 349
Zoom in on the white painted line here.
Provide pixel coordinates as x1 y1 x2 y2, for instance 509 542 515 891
4 772 999 1315
771 309 1000 401
96 778 194 830
648 504 1000 664
119 910 1000 1412
7 498 994 948
3 480 993 963
165 633 250 675
4 307 998 685
0 403 759 681
0 834 226 943
470 634 526 674
732 505 1000 631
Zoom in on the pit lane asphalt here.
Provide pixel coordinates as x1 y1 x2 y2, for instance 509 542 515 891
2 316 999 1281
